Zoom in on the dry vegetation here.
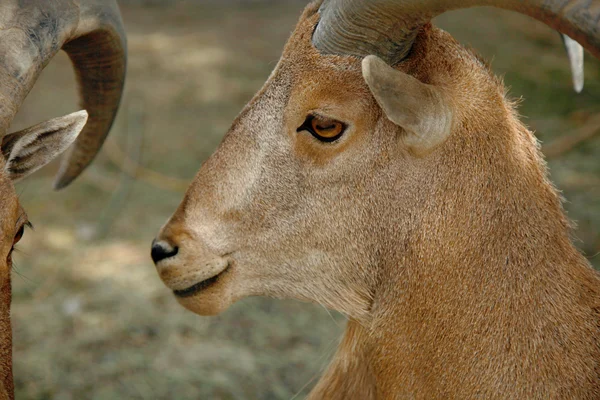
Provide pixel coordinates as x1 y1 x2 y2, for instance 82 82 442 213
8 2 600 399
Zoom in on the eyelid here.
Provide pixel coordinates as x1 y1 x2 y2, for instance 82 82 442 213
16 213 31 231
310 111 338 122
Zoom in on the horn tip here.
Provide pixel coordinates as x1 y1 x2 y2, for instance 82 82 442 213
52 171 77 190
561 34 585 94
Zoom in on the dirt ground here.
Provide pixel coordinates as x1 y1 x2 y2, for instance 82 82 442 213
8 2 600 399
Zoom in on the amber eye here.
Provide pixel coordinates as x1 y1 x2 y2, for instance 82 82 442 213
297 115 346 142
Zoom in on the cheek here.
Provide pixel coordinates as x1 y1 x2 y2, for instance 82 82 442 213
251 185 369 257
199 151 264 216
184 146 305 252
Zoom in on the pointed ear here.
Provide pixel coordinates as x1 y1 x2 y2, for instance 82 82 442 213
1 110 88 182
362 55 453 154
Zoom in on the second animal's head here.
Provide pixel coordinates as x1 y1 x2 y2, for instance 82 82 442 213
0 1 126 398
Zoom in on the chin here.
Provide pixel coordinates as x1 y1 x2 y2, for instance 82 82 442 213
172 270 235 316
176 292 233 316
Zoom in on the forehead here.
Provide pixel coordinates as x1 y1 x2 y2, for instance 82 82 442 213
281 5 362 78
275 4 373 112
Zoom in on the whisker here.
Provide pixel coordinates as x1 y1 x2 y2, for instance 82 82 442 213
319 302 342 329
11 261 37 285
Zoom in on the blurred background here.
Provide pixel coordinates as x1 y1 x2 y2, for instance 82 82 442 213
8 0 600 399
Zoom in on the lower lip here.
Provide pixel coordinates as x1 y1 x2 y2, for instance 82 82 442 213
173 267 229 298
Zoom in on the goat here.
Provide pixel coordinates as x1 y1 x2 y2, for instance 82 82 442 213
152 0 600 398
0 1 126 398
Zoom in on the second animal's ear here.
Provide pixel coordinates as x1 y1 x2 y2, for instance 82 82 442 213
2 110 88 182
362 55 453 154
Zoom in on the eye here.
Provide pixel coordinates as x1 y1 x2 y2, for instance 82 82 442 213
7 223 28 265
13 225 25 247
297 115 346 143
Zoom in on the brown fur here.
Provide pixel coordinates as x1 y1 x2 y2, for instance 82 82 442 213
0 157 21 400
154 2 600 398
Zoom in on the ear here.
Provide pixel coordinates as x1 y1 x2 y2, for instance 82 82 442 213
362 55 453 154
1 110 88 182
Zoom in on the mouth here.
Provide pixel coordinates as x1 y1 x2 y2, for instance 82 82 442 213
173 266 230 298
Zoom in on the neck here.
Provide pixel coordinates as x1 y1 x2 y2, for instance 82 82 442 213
306 25 600 399
310 119 600 400
308 320 376 400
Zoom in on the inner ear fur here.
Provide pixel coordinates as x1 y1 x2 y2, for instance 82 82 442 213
362 55 453 155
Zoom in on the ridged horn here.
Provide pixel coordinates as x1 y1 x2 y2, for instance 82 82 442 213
313 0 600 68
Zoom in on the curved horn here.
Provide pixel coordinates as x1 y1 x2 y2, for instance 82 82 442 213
313 0 600 66
55 0 127 189
0 0 126 190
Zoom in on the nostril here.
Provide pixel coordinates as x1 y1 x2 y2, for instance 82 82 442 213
151 240 179 264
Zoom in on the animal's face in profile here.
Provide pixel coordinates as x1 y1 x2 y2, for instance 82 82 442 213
152 0 600 397
151 0 597 322
152 5 460 318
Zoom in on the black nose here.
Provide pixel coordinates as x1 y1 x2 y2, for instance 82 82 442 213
151 240 179 263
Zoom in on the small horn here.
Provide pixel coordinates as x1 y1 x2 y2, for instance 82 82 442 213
561 34 584 93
